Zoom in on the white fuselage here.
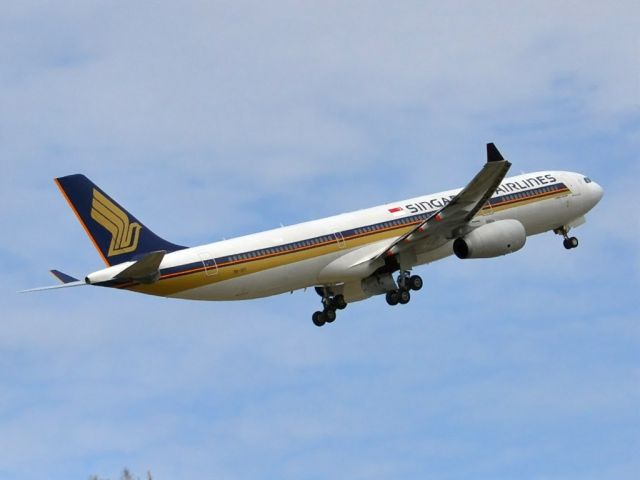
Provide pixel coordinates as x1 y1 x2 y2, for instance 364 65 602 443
96 171 602 302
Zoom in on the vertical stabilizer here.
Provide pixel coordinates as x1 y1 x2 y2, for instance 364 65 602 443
55 174 186 266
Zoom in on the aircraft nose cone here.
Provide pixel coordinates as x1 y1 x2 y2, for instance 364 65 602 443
592 182 604 204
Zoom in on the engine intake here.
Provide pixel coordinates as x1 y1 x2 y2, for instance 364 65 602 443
453 219 526 259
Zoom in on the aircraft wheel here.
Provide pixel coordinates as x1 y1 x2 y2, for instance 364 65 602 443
569 237 579 248
398 289 411 305
324 309 337 323
312 311 326 327
408 275 423 291
386 291 399 306
333 294 347 310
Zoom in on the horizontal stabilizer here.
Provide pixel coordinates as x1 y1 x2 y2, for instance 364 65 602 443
114 250 166 284
20 280 87 293
50 269 79 284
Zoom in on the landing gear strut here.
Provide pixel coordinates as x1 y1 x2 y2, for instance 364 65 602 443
554 226 579 250
312 288 347 327
385 272 422 306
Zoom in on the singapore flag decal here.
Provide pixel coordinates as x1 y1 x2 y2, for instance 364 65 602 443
388 206 404 215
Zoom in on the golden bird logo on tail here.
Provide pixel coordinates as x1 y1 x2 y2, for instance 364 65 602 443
91 189 142 256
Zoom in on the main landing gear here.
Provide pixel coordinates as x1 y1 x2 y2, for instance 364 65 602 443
312 288 348 327
554 226 579 250
385 272 423 306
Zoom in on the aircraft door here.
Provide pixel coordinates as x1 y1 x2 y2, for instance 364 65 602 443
565 176 581 209
568 177 582 197
199 253 218 276
334 232 347 249
483 199 495 216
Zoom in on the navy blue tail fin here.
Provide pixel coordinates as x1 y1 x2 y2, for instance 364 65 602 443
55 174 187 266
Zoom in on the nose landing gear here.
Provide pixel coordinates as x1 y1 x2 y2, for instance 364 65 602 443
554 226 579 250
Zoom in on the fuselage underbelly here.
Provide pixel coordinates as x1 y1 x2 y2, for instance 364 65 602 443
123 171 595 301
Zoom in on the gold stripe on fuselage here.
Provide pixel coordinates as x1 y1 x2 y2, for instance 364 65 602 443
127 186 571 297
482 187 571 214
128 223 417 296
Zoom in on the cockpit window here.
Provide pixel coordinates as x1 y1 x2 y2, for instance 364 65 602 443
584 177 592 184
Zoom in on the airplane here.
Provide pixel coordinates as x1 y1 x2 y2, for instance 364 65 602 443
24 143 603 327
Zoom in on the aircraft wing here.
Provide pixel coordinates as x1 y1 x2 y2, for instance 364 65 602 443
376 143 511 261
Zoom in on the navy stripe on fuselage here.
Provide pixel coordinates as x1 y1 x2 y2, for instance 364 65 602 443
115 182 570 289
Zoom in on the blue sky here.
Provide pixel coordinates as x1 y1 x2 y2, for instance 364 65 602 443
1 2 638 479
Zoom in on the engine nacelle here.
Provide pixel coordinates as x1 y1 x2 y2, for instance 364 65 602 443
453 219 526 259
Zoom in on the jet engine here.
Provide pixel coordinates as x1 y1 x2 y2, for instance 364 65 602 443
453 219 526 259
